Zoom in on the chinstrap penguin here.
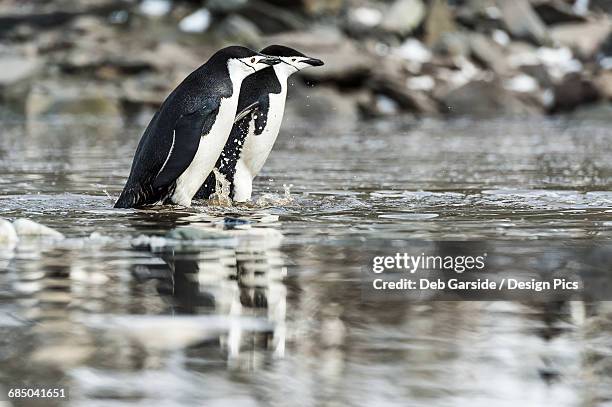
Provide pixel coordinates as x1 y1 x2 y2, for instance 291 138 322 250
115 46 281 208
195 45 323 202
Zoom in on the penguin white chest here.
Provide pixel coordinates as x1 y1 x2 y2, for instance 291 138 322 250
172 96 239 206
241 90 287 177
232 90 287 202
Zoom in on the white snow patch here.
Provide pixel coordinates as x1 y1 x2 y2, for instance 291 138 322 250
375 95 399 115
139 0 171 17
492 29 510 47
396 39 432 64
0 219 18 245
407 75 435 91
351 7 383 27
12 219 64 239
179 8 212 33
504 74 538 93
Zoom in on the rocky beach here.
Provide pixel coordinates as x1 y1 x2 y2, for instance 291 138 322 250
1 0 611 124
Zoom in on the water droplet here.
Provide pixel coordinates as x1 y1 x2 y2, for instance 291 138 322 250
210 168 232 205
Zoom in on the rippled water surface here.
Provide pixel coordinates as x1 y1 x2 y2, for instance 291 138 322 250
1 116 612 406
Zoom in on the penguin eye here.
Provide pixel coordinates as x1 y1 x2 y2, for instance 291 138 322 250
251 58 255 63
292 58 296 62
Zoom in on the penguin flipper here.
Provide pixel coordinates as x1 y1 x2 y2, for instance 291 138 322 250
114 182 154 208
234 95 269 136
234 101 259 123
195 171 217 200
152 106 218 189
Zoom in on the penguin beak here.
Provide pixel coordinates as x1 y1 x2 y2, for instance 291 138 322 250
303 57 324 66
258 56 281 66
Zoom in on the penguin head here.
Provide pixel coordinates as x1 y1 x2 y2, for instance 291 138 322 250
214 46 282 81
260 45 324 78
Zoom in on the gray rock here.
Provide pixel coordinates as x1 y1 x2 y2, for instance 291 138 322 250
54 16 154 73
358 93 401 118
119 43 203 108
387 87 439 115
380 0 426 36
26 81 122 118
519 63 554 89
0 0 133 35
496 0 552 45
368 67 440 115
145 42 201 74
366 48 441 116
214 14 262 47
264 29 374 83
533 0 587 25
5 23 37 41
504 73 552 110
505 40 539 66
595 70 612 100
469 33 511 75
443 80 542 117
70 15 114 37
238 1 307 33
550 20 612 60
433 32 471 57
0 56 42 106
284 85 360 131
454 0 500 30
552 73 600 112
571 103 612 121
590 0 612 13
205 0 248 13
302 0 344 15
59 47 106 70
121 74 171 107
424 0 457 47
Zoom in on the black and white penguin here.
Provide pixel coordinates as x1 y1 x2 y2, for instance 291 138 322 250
195 45 323 202
114 46 281 208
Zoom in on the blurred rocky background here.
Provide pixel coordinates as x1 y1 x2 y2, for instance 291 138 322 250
1 0 612 124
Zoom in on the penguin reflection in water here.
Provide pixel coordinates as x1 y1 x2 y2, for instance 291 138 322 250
114 46 281 208
196 45 324 202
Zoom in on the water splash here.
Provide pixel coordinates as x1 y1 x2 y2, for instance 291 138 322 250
256 184 294 206
208 169 232 206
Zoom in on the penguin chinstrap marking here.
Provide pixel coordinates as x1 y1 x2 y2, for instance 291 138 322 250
114 46 281 209
195 45 324 202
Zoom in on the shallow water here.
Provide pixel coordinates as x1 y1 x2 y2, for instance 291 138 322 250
1 115 612 406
